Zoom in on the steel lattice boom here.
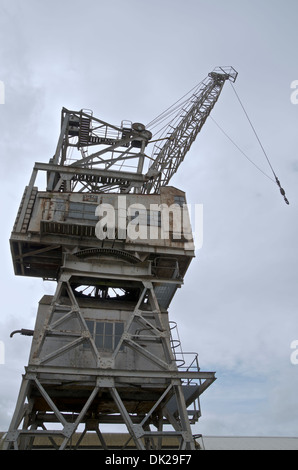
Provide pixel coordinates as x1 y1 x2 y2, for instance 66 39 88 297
145 67 237 193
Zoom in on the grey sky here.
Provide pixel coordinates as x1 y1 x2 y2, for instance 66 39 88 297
0 0 297 437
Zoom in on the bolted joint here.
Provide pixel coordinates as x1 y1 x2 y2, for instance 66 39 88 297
63 423 76 439
132 424 144 439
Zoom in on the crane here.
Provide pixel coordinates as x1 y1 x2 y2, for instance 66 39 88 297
6 66 238 451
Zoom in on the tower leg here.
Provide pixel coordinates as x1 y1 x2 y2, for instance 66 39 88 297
3 377 31 450
4 263 214 450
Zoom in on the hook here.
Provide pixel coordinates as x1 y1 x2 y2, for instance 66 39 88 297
275 176 290 205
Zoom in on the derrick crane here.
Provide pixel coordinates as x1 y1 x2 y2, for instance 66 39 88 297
5 67 237 451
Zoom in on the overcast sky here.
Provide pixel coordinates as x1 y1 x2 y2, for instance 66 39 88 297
0 0 297 439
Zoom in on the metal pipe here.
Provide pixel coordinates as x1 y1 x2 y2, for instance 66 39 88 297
10 329 34 338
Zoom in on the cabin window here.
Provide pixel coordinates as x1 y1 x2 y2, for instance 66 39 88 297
173 195 185 207
128 209 161 227
68 202 98 221
84 320 124 351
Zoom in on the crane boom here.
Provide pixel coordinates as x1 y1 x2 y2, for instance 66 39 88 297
144 66 237 193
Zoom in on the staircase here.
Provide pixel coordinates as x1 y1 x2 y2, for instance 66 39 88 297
78 117 91 147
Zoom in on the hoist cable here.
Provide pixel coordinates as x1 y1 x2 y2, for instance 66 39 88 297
146 80 204 129
230 82 289 204
230 83 275 174
209 116 276 184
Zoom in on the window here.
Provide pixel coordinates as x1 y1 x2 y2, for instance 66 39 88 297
68 202 98 221
174 195 185 207
129 209 161 227
84 320 124 352
148 211 161 227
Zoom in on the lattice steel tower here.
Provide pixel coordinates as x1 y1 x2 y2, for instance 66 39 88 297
4 67 237 450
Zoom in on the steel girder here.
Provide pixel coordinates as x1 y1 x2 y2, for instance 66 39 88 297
4 263 215 450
